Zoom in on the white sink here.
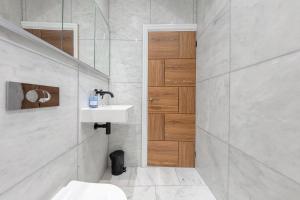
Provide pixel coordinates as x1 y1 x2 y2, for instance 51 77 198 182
80 105 133 123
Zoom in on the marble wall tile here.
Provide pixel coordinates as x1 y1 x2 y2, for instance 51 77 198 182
231 0 300 70
0 40 78 193
23 0 62 22
109 124 142 166
62 0 72 23
109 83 142 125
0 0 22 26
197 0 228 33
196 129 228 200
95 0 109 21
79 39 95 67
72 0 95 40
95 39 110 75
77 133 108 182
109 0 150 40
0 149 77 200
150 0 194 24
110 40 142 83
196 75 229 142
229 147 300 200
197 9 229 81
230 52 300 183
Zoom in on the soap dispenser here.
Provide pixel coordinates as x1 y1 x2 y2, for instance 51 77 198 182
89 91 98 108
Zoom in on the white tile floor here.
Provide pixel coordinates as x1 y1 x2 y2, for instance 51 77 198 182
100 167 216 200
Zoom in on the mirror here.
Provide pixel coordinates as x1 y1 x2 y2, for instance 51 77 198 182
95 5 110 75
0 0 110 76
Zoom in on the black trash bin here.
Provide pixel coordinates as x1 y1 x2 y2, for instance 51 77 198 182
110 150 126 176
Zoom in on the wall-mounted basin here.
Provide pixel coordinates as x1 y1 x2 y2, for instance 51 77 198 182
80 105 133 123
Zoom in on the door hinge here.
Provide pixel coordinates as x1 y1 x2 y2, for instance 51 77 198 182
195 41 198 47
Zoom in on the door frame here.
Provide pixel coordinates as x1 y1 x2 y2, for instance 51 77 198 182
142 24 197 167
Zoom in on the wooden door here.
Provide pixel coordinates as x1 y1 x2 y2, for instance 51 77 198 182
148 31 196 167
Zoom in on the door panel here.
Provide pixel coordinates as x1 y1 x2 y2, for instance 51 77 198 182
179 87 195 114
179 142 195 167
148 87 178 112
148 32 179 59
148 141 179 166
165 114 195 141
165 59 196 86
148 60 165 86
148 31 196 167
179 32 196 58
148 114 165 140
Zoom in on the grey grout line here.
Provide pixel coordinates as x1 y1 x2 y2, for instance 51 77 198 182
0 126 104 196
198 127 300 187
0 144 78 196
197 3 229 37
154 185 158 200
196 47 300 85
227 0 232 199
198 126 228 144
230 48 300 74
229 145 300 186
174 168 182 184
76 65 80 180
149 0 152 24
196 71 230 83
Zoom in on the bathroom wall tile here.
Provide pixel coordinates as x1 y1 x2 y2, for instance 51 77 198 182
0 149 77 200
95 0 109 21
196 129 228 200
79 39 94 67
197 0 228 33
109 0 150 40
62 0 72 23
110 40 142 83
193 0 197 23
23 0 62 22
109 83 142 125
150 0 194 24
197 9 229 81
229 147 300 200
0 40 78 193
196 75 229 142
156 186 216 200
78 71 108 142
231 0 300 70
121 186 156 200
230 51 300 183
72 0 95 39
0 0 22 25
95 39 110 75
109 124 142 166
77 133 108 182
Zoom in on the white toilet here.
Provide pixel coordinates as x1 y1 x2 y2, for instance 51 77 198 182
52 181 127 200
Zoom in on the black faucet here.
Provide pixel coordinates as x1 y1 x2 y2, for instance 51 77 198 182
94 89 114 99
